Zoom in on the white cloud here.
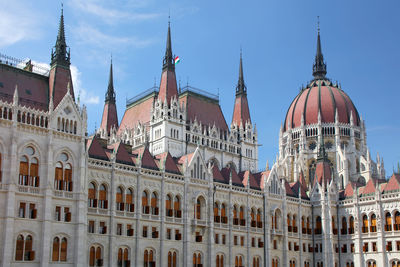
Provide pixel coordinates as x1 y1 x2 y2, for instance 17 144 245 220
0 2 42 47
70 65 100 105
74 24 155 49
69 0 160 24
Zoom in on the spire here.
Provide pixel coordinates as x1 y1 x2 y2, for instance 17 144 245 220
312 17 327 80
162 19 174 71
236 49 247 95
105 57 116 103
317 133 327 161
232 50 251 127
51 5 70 67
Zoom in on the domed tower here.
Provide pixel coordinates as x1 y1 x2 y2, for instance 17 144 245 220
277 27 379 189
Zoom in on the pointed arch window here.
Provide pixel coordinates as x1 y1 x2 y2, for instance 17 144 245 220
349 216 355 234
99 184 108 209
52 237 68 262
125 188 134 212
315 216 322 235
19 146 39 187
151 192 159 215
117 247 130 267
116 186 124 211
370 214 377 232
385 212 392 231
144 248 155 267
166 194 173 217
54 153 73 191
233 206 239 225
174 195 181 218
239 206 245 226
193 252 202 267
235 255 243 267
168 250 177 267
15 234 35 261
257 209 262 228
142 191 149 214
362 215 369 233
341 217 348 235
395 211 400 231
221 203 227 223
88 182 97 208
216 254 224 267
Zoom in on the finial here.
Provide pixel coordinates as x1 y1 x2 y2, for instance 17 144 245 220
317 16 320 34
61 2 64 15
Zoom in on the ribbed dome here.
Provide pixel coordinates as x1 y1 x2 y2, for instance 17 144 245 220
284 79 360 132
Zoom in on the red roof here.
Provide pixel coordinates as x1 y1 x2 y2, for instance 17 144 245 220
177 152 194 165
383 174 400 192
221 167 242 186
179 92 228 131
114 142 135 166
232 94 251 127
290 181 309 199
49 65 75 108
284 80 360 131
0 64 49 110
360 178 377 195
212 165 226 183
239 170 260 189
155 152 181 174
140 147 159 170
87 136 110 161
100 102 118 133
118 95 155 134
284 180 296 197
158 69 178 104
314 160 332 187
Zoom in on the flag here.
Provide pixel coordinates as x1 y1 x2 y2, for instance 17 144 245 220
174 56 180 65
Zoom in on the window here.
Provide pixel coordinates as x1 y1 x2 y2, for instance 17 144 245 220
240 236 244 246
126 188 134 212
0 152 2 182
221 203 227 223
52 237 67 262
19 203 26 218
215 233 219 244
395 211 400 230
216 254 224 267
127 224 133 236
363 242 368 252
88 221 95 233
195 197 202 220
142 191 149 214
152 227 158 238
174 195 181 218
387 241 393 252
116 224 122 235
166 228 171 240
175 229 181 240
64 207 71 222
117 248 130 267
15 234 35 261
168 251 177 267
315 216 322 235
99 184 108 209
54 153 73 191
55 206 61 221
370 214 377 232
372 242 377 252
222 234 226 244
257 209 262 228
253 256 260 267
349 216 355 234
195 232 202 242
89 245 102 267
193 252 202 267
88 182 97 208
362 215 369 233
272 258 279 267
99 222 106 234
143 226 148 238
341 217 347 235
19 146 39 187
166 194 173 217
214 202 220 222
116 187 124 211
233 206 239 225
239 206 245 226
235 255 243 267
144 248 155 267
386 212 392 231
234 235 238 246
28 203 37 219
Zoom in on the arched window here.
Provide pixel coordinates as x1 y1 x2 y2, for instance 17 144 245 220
253 256 260 267
52 237 60 261
174 195 181 218
257 209 262 228
235 255 243 267
60 238 67 262
151 192 159 215
239 206 245 226
117 247 130 267
307 217 311 234
292 215 297 232
385 212 392 231
348 216 354 234
370 214 377 232
126 188 134 212
290 260 297 267
395 211 400 231
315 216 322 235
144 248 155 267
233 206 239 225
287 215 292 232
52 237 67 262
195 197 203 220
214 202 220 222
0 152 3 182
15 234 34 261
341 217 347 235
216 254 224 267
168 250 177 267
88 182 97 208
367 260 377 267
166 194 173 217
54 153 73 191
362 215 369 233
332 216 337 235
19 146 39 187
89 245 103 266
221 203 227 223
116 186 124 211
99 184 108 209
193 252 202 267
142 191 149 214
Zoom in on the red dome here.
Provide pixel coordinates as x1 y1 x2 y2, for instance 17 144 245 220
284 80 360 131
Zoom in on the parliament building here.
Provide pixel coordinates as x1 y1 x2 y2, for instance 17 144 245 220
0 8 399 267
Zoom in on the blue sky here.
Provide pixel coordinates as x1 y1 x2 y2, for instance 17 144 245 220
1 0 399 176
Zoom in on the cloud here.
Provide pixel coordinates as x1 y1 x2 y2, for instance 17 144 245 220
73 23 155 49
69 0 161 24
70 65 100 105
0 2 42 47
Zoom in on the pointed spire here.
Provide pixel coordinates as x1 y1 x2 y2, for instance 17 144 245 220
312 17 327 80
236 49 247 96
162 18 174 71
51 5 70 67
105 57 116 103
317 132 327 161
